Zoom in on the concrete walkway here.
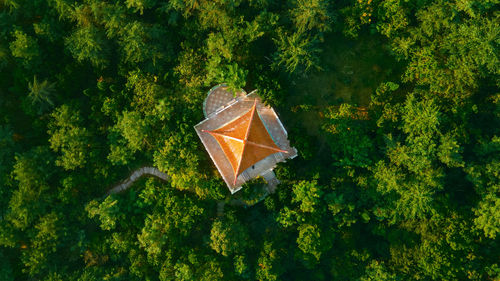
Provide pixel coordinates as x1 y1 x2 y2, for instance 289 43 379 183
107 167 169 195
261 170 280 194
107 166 280 209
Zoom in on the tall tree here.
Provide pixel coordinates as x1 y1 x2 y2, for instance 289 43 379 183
273 31 321 74
48 105 91 170
27 76 56 115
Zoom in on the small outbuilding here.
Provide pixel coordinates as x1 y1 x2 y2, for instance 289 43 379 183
195 84 297 193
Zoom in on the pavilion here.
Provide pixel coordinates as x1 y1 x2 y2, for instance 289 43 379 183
194 84 297 193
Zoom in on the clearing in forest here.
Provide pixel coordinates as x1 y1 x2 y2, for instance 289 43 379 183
282 33 403 138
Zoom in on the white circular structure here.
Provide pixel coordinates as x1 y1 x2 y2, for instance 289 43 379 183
203 84 246 117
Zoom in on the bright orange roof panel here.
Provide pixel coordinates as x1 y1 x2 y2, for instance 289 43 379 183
204 100 287 184
211 134 244 171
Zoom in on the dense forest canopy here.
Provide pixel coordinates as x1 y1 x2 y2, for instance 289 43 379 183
0 0 499 280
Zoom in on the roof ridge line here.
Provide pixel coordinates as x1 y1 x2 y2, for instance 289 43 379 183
243 99 258 141
201 129 244 143
246 141 288 153
233 99 258 184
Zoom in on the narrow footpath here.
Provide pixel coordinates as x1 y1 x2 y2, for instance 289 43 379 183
107 166 277 208
107 167 169 195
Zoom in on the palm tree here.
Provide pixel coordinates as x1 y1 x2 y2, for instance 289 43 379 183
273 31 322 74
27 76 56 115
291 0 332 33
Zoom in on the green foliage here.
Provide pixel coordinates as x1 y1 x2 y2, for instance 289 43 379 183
359 260 397 281
118 21 166 66
218 63 248 94
175 47 206 88
468 136 500 239
273 31 321 74
474 193 500 239
256 241 285 281
0 125 14 177
292 180 323 213
107 144 135 166
210 212 250 257
115 111 148 151
86 197 120 231
296 224 322 260
27 76 56 115
290 0 333 33
339 0 375 38
0 0 498 279
126 70 168 114
48 105 91 170
234 254 250 278
0 43 9 70
21 212 61 276
376 0 409 38
125 0 156 14
401 94 440 139
7 147 54 230
9 30 40 66
399 1 498 100
322 104 374 168
65 26 110 69
0 250 14 281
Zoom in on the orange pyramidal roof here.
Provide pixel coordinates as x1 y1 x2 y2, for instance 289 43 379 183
203 100 287 184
